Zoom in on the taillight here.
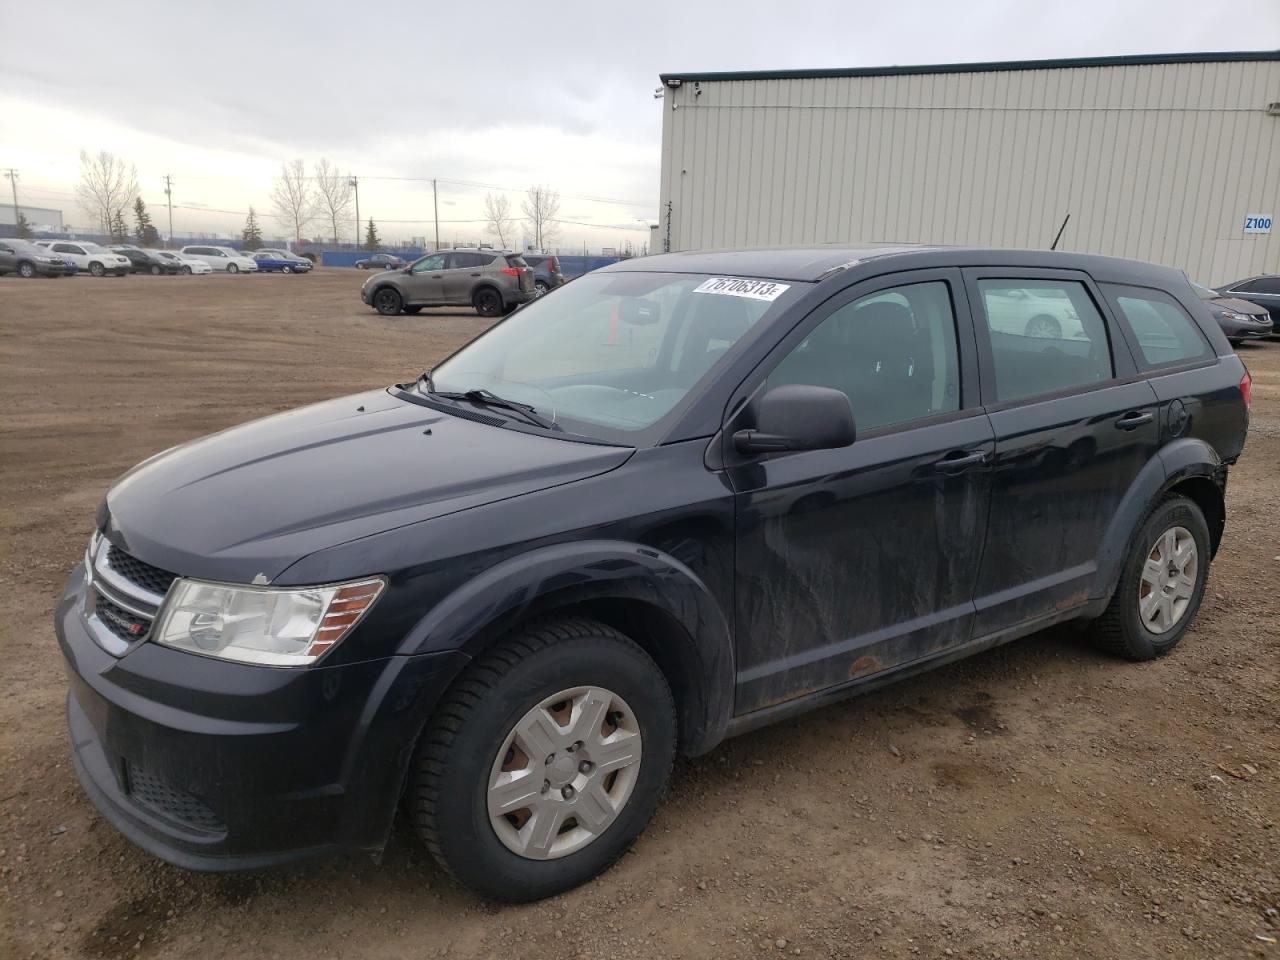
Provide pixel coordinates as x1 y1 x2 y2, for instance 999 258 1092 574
1240 368 1252 412
501 266 521 277
549 256 560 273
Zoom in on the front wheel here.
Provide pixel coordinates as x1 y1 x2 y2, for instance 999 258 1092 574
89 262 105 278
282 265 293 274
150 264 162 275
373 287 403 316
412 617 675 902
473 287 502 317
182 265 192 275
1089 495 1210 660
1024 314 1062 339
227 263 239 274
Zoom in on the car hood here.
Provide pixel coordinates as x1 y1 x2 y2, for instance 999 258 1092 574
1209 296 1269 316
102 389 632 584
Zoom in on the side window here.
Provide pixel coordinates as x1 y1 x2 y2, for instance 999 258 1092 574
1255 278 1280 296
766 281 961 432
976 279 1112 403
1103 284 1212 369
448 253 478 269
411 254 447 273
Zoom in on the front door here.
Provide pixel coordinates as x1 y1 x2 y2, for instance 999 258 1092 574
963 269 1161 634
402 253 447 304
726 271 993 714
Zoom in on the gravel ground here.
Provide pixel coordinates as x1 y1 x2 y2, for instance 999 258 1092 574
1 270 1277 960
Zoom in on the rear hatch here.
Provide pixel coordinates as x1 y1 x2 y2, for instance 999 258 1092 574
505 254 534 293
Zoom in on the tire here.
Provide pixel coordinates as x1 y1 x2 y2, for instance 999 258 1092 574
534 280 550 297
89 262 105 278
150 264 162 276
1089 495 1210 660
373 287 403 316
182 265 192 275
403 305 423 314
1024 314 1061 338
282 265 293 274
227 263 239 274
412 617 676 902
473 287 502 318
17 261 36 279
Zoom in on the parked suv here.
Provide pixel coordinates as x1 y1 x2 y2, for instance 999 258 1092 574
361 249 533 317
521 253 565 296
0 239 75 277
179 245 259 273
111 246 181 276
37 240 131 276
58 246 1249 902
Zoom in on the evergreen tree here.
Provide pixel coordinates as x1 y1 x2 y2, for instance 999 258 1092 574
132 196 158 245
364 218 380 250
14 211 33 239
109 208 129 243
242 206 264 249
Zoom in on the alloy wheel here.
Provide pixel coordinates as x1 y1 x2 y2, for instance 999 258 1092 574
1138 525 1197 634
487 686 642 860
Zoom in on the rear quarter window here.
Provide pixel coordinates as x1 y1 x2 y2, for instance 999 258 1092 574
1102 284 1213 370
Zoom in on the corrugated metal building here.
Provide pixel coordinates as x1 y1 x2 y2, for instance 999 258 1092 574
656 51 1279 285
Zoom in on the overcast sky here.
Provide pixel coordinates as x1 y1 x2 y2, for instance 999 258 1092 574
2 0 1277 250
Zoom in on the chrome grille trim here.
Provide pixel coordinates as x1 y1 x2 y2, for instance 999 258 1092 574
82 534 176 657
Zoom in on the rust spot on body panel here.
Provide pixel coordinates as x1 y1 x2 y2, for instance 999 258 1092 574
849 655 883 678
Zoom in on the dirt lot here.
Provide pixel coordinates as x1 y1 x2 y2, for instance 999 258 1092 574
1 269 1277 960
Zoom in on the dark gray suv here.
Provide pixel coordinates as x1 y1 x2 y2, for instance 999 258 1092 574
361 249 534 317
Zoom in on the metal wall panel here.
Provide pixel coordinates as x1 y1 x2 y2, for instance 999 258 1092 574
657 59 1280 284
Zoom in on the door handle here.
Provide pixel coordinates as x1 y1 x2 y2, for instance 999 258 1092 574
470 272 481 277
431 273 443 278
1114 412 1153 431
933 450 986 474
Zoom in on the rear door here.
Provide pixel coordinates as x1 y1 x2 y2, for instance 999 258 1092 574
964 268 1160 635
727 270 993 713
443 252 483 302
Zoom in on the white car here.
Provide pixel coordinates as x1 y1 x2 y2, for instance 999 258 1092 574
154 250 212 275
179 244 259 273
35 239 132 277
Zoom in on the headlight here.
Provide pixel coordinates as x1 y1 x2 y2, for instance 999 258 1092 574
1222 311 1249 322
153 577 384 666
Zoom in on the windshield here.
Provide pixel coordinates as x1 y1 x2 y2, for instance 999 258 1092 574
428 271 802 443
1190 282 1219 300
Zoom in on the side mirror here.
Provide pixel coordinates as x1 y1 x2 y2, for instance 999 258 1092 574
733 384 856 455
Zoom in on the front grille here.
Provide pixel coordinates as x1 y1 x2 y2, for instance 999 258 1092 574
94 595 150 641
126 763 226 834
107 546 177 596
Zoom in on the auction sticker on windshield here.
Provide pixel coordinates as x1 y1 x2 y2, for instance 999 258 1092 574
693 277 790 302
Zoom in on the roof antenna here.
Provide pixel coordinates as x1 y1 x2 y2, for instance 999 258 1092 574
1049 214 1071 251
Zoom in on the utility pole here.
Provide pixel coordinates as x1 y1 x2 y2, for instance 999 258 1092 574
349 175 360 248
163 175 174 246
432 178 439 251
3 168 18 225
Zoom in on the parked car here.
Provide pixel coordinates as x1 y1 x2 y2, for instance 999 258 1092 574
110 245 182 276
0 238 76 277
361 249 533 317
1213 275 1280 328
179 245 259 273
1191 281 1273 344
251 251 312 274
983 283 1085 339
57 245 1249 902
153 251 211 275
521 254 565 296
253 248 313 272
355 253 405 270
36 239 131 277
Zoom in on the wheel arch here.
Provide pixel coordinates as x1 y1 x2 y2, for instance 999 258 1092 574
471 282 503 305
397 540 735 756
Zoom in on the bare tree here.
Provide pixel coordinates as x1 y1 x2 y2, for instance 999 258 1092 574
313 158 353 243
270 159 317 244
521 185 561 251
483 192 516 248
75 150 138 234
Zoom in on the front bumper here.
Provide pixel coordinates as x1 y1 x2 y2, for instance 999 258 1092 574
56 565 466 871
1219 315 1274 341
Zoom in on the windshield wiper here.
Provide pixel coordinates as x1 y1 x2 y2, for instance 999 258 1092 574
416 373 559 431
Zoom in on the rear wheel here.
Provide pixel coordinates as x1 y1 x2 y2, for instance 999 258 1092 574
412 617 675 902
1024 314 1061 338
89 262 105 278
17 261 36 278
534 280 550 297
1090 495 1210 660
473 287 502 317
373 287 403 316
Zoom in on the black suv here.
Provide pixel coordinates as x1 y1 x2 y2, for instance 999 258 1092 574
521 253 565 296
58 246 1249 901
